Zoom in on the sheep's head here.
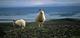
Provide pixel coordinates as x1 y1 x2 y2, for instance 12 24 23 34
39 9 45 14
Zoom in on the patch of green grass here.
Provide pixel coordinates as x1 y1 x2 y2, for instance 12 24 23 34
0 19 80 38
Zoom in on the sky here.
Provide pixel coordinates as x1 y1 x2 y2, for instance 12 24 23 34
0 0 80 22
0 0 80 7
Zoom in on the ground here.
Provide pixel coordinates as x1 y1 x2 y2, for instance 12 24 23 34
0 18 80 38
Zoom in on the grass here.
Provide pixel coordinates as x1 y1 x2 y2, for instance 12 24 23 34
0 19 80 38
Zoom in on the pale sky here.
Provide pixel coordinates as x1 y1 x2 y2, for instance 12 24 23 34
0 0 80 7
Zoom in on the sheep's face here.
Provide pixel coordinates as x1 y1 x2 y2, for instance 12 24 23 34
40 12 43 14
36 10 46 22
40 11 44 14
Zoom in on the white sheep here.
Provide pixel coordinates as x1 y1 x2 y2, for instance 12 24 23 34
36 9 46 27
15 19 26 29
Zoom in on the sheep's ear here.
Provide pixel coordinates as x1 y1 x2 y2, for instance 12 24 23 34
13 19 16 21
39 9 42 11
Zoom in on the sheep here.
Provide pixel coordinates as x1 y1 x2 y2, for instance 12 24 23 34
36 9 46 27
15 19 26 29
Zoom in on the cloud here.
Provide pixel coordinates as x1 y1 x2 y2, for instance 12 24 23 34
0 0 80 7
54 0 80 2
0 0 54 7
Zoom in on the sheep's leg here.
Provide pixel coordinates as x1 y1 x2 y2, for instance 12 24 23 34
41 22 44 27
19 25 22 38
13 22 17 38
40 22 44 27
22 27 24 29
37 22 40 27
38 22 43 27
39 23 43 27
38 22 41 27
40 23 42 27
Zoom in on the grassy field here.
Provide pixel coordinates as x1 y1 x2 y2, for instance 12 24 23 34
0 18 80 38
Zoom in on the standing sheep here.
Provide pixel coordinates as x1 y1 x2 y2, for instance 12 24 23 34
36 9 46 27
